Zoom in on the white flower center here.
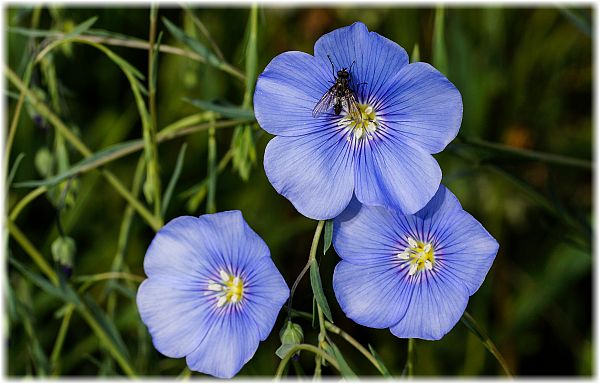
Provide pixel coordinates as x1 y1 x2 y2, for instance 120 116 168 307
206 269 244 307
338 103 379 140
396 236 435 276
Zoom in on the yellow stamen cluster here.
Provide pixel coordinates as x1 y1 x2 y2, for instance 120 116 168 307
207 269 244 307
338 103 379 140
397 236 435 276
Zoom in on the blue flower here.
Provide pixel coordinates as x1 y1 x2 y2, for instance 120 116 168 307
136 211 289 378
332 186 498 340
254 22 462 220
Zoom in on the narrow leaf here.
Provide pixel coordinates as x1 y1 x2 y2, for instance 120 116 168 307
183 98 255 120
161 143 187 217
8 152 26 186
325 342 357 378
82 295 131 361
65 16 98 38
9 257 80 305
323 219 333 255
309 260 333 322
461 311 512 377
162 17 222 67
14 139 143 188
368 344 393 377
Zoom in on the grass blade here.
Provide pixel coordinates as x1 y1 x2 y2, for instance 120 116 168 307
461 311 512 377
183 98 255 120
368 344 392 377
325 341 357 378
162 17 223 68
161 143 187 217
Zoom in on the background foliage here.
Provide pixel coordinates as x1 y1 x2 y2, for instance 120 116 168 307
5 5 592 377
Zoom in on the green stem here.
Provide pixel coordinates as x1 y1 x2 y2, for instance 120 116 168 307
275 344 341 379
5 65 162 230
147 3 161 218
286 220 325 317
290 309 388 376
407 338 415 377
206 125 217 214
8 221 58 285
9 186 48 221
50 303 75 375
459 136 592 170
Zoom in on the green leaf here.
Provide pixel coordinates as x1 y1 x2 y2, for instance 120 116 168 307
432 6 448 74
9 257 80 305
324 341 357 378
82 295 131 362
309 260 333 322
161 143 187 217
8 16 97 39
323 219 333 255
14 139 143 188
162 17 223 68
461 311 512 377
368 344 393 377
183 98 255 120
8 152 26 186
65 16 98 38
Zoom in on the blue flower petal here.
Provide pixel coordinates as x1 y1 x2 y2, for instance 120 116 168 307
185 309 261 379
136 279 214 358
243 257 289 340
144 211 270 285
254 51 333 137
389 272 469 340
264 132 355 220
333 260 411 329
354 136 441 214
313 22 409 104
378 62 463 154
396 186 498 294
333 198 402 265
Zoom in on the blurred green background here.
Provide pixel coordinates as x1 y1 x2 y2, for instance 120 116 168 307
6 5 592 377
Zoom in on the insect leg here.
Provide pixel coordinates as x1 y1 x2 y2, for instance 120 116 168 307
327 54 336 78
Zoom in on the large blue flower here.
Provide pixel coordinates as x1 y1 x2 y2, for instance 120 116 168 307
136 211 289 378
332 186 498 340
254 22 462 220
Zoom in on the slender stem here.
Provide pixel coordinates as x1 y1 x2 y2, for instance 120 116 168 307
50 303 75 375
286 259 312 318
8 221 58 285
290 309 388 376
53 33 245 81
407 338 415 377
5 62 33 183
148 3 161 218
206 125 217 214
9 186 48 221
274 344 341 379
7 62 163 231
287 220 325 318
458 136 592 170
74 272 145 284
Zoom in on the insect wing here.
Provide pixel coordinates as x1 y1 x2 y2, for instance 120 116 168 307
312 86 336 118
343 88 361 119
